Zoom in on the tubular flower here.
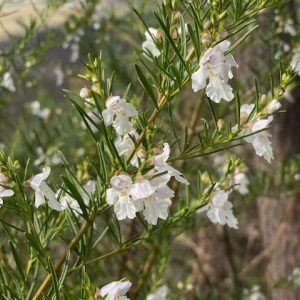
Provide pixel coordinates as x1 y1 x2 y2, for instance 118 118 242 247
106 175 138 220
0 187 14 207
154 143 189 185
244 117 274 164
142 28 160 57
114 130 140 166
131 175 174 225
60 180 96 215
237 104 274 164
191 40 238 102
28 167 64 211
1 72 16 92
233 172 249 195
96 280 132 300
146 285 169 300
102 96 138 135
267 99 281 114
199 189 238 229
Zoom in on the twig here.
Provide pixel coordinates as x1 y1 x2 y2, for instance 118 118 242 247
132 247 157 298
223 226 239 286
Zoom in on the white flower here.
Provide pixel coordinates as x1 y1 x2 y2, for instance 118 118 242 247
142 28 161 57
244 117 274 164
240 103 255 120
80 109 100 133
202 190 238 229
291 47 300 75
81 180 96 204
96 280 132 300
191 40 238 102
70 43 80 63
267 99 281 114
53 67 65 87
290 267 300 286
30 101 51 120
0 173 8 184
80 87 89 99
50 153 61 166
231 103 254 133
1 72 16 92
60 180 95 215
33 147 46 166
246 285 266 300
106 175 138 220
177 23 188 36
102 96 138 135
147 285 169 300
233 172 249 195
154 143 189 185
115 131 140 166
131 175 173 225
237 104 274 163
60 193 82 215
0 187 14 206
284 19 296 36
28 167 64 211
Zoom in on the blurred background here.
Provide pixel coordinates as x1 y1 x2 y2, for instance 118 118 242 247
0 1 300 299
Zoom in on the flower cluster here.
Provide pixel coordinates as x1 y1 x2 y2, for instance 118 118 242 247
100 89 188 225
106 143 189 225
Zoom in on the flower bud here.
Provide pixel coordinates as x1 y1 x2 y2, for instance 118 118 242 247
278 87 285 97
260 94 268 106
79 87 89 99
201 33 212 45
137 148 147 159
92 84 100 94
267 99 281 114
0 173 8 184
106 96 123 111
219 28 228 39
217 119 225 131
201 171 211 184
294 173 300 181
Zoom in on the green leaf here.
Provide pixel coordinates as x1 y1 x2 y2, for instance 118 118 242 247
224 25 259 54
61 175 89 220
135 64 159 109
154 13 189 74
235 91 241 129
9 241 25 282
47 257 60 299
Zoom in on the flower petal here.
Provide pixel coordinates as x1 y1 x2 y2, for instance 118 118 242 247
191 68 208 93
206 78 234 102
114 195 137 220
